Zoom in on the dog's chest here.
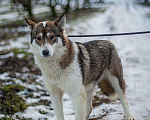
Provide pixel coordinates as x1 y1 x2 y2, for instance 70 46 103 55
35 56 81 85
36 58 84 94
36 58 63 80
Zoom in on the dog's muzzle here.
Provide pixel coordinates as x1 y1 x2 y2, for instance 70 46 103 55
42 49 50 57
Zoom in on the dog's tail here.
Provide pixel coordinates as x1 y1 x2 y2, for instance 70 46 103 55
98 78 118 101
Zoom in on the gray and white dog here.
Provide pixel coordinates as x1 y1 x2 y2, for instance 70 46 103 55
25 14 134 120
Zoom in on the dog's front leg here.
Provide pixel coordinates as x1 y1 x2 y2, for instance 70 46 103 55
44 83 64 120
70 91 87 120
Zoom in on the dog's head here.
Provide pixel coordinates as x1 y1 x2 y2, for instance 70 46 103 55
25 14 68 58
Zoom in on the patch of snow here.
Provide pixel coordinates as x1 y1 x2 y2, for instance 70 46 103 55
33 92 41 98
0 45 11 51
26 98 39 104
0 12 19 21
0 73 10 80
21 67 30 72
40 96 51 101
0 114 5 118
0 52 13 59
17 53 24 58
33 6 50 14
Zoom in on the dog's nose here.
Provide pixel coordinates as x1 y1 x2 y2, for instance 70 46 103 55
42 49 49 57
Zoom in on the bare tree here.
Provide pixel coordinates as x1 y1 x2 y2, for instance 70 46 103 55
11 0 34 19
83 0 91 8
144 0 149 3
63 0 71 13
49 0 57 17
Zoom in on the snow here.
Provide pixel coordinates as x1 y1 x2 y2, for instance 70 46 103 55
33 5 50 14
0 73 10 80
0 12 19 21
0 0 150 119
0 52 13 59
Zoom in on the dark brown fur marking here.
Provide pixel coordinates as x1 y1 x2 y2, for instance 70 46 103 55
59 40 75 69
77 43 91 84
98 78 116 96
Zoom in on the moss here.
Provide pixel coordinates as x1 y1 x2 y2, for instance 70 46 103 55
0 84 28 115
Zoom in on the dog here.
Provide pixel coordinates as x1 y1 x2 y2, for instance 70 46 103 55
25 14 134 120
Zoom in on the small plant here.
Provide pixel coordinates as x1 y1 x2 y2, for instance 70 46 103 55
39 110 47 115
12 48 31 60
29 99 51 107
1 115 30 120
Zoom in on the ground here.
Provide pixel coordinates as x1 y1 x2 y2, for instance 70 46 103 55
0 0 150 120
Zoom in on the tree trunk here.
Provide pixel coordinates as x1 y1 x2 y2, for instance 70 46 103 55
49 0 57 17
23 0 34 19
76 0 79 10
11 0 34 19
51 6 56 17
83 0 91 8
64 0 70 13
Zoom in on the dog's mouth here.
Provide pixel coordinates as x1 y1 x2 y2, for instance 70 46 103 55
42 54 51 58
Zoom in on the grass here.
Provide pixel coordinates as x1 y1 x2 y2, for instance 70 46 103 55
0 84 28 115
0 48 40 75
0 50 11 56
0 115 31 120
0 19 26 29
12 48 30 60
0 19 27 40
0 28 27 40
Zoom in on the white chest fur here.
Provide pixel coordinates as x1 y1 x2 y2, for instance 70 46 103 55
30 42 83 92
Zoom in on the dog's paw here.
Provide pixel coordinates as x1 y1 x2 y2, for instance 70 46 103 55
125 116 135 120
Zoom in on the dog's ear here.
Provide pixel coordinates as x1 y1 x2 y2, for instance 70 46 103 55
25 18 36 30
55 13 66 30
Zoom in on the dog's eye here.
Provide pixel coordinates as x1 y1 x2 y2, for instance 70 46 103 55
49 36 54 40
36 37 41 40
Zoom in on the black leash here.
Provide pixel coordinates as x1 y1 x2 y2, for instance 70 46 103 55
67 31 150 37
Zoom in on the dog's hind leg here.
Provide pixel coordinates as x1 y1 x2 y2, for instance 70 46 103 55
107 73 134 120
44 83 64 120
